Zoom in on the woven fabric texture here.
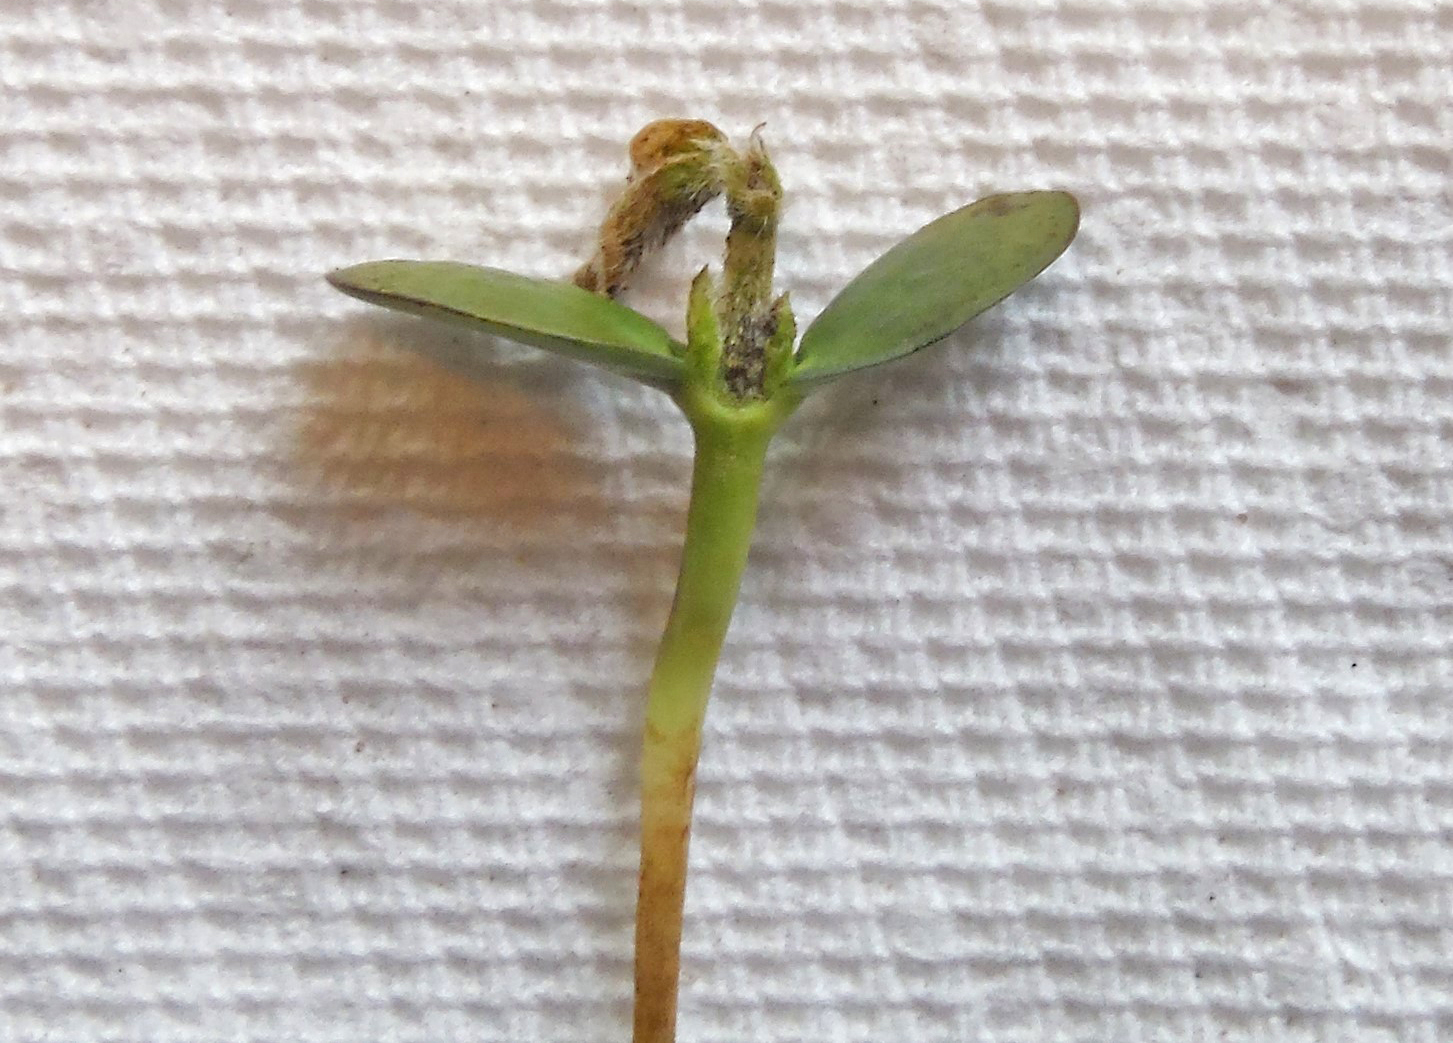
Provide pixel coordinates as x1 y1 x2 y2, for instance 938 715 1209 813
3 1 1451 1041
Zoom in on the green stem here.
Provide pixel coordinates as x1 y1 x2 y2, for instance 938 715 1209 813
633 387 796 1043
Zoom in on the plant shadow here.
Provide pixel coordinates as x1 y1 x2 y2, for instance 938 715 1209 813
288 310 683 708
293 315 616 537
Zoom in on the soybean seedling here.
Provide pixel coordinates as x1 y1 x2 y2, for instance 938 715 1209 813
327 119 1078 1043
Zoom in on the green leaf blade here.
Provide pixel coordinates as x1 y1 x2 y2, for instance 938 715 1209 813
790 191 1079 387
326 260 687 385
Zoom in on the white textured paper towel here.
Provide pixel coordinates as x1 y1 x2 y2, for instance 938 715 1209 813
2 1 1451 1041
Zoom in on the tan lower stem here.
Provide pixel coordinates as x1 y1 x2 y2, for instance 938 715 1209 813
633 722 701 1043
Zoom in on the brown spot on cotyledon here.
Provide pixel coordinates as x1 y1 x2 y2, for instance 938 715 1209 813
982 194 1027 218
